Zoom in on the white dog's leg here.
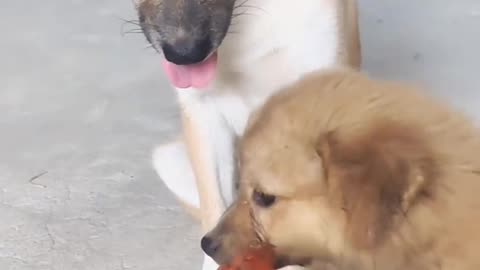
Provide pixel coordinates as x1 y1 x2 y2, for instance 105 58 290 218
152 139 200 208
153 140 221 270
179 97 237 270
278 266 306 270
202 254 220 270
153 98 237 270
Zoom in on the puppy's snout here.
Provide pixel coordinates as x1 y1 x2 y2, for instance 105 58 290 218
161 35 213 65
201 235 221 257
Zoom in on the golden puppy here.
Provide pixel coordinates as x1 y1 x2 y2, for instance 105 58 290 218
201 69 480 270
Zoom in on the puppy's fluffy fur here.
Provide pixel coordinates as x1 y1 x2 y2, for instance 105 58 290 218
204 69 480 270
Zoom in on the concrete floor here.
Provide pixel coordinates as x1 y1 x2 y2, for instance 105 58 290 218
1 0 479 269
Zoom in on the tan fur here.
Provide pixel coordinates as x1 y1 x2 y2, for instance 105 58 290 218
339 0 362 68
206 69 480 270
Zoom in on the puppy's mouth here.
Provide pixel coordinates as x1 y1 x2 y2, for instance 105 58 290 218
161 51 218 90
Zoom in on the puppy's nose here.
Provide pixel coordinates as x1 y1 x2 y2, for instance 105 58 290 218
201 236 221 257
162 36 212 65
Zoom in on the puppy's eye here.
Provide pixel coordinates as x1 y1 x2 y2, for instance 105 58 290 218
252 190 276 208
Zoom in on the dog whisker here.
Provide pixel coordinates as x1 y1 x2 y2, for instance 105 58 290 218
143 44 156 51
234 0 266 14
121 18 141 26
230 0 267 36
233 0 248 8
120 29 145 37
232 11 257 18
118 17 157 38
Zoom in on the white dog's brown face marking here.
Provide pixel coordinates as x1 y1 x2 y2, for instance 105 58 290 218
134 0 235 65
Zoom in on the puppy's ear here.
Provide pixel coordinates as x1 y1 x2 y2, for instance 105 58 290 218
316 122 437 250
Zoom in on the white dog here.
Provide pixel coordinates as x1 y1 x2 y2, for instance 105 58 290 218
133 0 361 269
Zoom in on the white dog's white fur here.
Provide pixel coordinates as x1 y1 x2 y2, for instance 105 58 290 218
150 1 361 270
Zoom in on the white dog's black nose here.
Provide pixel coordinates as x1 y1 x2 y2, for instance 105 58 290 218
161 36 212 65
201 236 220 257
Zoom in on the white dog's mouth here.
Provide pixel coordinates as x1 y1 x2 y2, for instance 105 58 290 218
136 0 234 90
161 51 218 89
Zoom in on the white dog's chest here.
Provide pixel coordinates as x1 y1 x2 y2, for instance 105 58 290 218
214 54 299 135
178 0 340 135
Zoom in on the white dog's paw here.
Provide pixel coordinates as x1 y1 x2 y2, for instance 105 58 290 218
152 139 199 208
201 254 219 270
277 266 306 270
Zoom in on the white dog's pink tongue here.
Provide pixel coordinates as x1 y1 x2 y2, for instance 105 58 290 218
162 53 218 89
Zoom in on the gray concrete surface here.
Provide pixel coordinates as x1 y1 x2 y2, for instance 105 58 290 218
1 0 479 269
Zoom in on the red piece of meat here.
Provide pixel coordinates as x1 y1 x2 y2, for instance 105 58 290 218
218 246 275 270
